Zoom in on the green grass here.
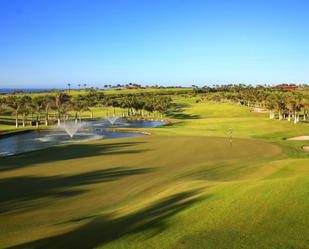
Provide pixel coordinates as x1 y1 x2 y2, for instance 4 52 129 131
7 87 191 97
0 96 308 249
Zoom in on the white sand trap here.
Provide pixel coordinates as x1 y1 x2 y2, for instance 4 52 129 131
288 136 309 141
251 108 269 113
303 146 309 151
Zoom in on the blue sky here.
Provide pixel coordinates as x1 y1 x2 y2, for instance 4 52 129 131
0 0 308 88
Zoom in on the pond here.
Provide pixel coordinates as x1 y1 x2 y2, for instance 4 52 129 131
0 119 166 156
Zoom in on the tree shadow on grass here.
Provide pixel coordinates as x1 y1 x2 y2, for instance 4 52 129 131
161 121 186 128
0 167 154 214
8 190 208 249
179 162 247 182
172 103 191 109
0 141 147 172
0 118 15 125
165 103 200 120
165 113 200 119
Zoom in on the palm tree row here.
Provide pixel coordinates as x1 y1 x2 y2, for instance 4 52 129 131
0 90 172 128
100 95 172 118
203 89 309 123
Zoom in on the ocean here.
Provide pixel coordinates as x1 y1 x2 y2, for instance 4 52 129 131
0 88 63 94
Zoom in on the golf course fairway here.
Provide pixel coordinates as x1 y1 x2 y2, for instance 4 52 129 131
1 99 308 249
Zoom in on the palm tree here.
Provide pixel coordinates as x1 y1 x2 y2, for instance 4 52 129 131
294 96 302 124
301 97 309 121
105 98 114 117
32 96 46 128
20 96 32 127
20 107 29 127
144 99 155 117
6 95 24 127
55 92 70 125
273 93 285 120
85 88 102 118
0 97 6 113
44 95 55 126
71 95 88 122
111 99 120 116
67 83 71 92
285 94 296 122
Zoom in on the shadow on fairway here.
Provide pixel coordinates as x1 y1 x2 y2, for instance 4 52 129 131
166 113 200 119
0 141 147 171
165 103 200 120
0 118 15 125
0 167 154 214
8 190 207 249
172 103 191 109
161 121 186 127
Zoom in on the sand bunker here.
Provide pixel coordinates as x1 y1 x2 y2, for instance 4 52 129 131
302 146 309 151
287 136 309 141
251 108 269 113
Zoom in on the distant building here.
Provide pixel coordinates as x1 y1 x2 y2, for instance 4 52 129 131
275 85 298 91
125 85 145 90
126 85 138 89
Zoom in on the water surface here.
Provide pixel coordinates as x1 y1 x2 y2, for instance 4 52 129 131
0 120 166 156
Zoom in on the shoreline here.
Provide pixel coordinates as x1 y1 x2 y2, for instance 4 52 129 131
104 128 151 135
0 129 38 139
0 117 171 140
0 117 171 139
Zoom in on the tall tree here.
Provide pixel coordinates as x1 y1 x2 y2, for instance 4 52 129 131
0 97 6 113
71 95 88 122
32 96 46 128
44 95 56 126
55 92 70 125
20 95 32 127
6 95 24 127
85 88 103 118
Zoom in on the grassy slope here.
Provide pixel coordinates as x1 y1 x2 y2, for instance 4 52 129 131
0 97 308 249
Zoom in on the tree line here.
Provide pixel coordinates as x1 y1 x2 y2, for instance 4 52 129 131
0 89 173 128
200 85 309 123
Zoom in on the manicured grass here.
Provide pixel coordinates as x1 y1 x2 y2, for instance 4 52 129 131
0 97 308 249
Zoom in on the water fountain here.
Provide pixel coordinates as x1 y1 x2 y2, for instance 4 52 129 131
104 116 128 126
0 119 166 156
60 121 84 138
